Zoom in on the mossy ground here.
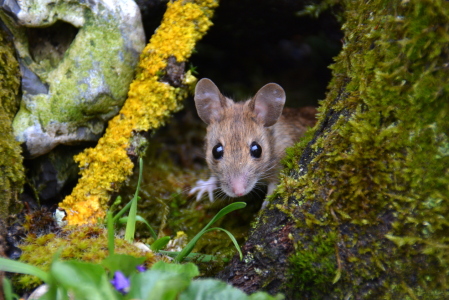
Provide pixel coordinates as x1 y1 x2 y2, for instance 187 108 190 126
15 223 160 292
279 0 449 298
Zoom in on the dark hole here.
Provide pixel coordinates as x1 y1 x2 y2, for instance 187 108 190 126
27 20 79 68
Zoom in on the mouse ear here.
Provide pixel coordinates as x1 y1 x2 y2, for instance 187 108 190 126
194 78 228 124
250 83 286 127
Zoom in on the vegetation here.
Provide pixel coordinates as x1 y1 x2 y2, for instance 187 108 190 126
277 0 449 297
0 27 24 221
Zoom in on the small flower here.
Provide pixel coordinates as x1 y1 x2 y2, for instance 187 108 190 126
110 271 130 294
136 265 146 272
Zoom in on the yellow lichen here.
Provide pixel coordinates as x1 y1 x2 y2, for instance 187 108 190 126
60 0 218 225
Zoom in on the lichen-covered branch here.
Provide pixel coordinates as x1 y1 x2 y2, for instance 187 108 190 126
219 0 449 298
60 0 219 225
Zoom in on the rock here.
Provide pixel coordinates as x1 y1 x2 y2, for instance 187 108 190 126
0 0 145 158
28 284 49 300
27 145 85 202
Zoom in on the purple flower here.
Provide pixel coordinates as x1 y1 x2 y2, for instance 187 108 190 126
110 271 130 294
136 265 146 272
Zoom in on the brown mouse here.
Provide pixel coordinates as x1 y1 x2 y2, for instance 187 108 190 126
189 78 317 207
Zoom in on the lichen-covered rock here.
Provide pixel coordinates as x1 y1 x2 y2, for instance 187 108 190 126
0 0 145 158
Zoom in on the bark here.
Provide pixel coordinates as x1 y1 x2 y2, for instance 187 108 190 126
0 24 24 300
218 1 449 299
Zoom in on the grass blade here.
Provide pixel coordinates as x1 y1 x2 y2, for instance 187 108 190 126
119 215 158 240
158 251 229 263
174 202 246 262
0 257 49 282
207 202 247 227
125 157 143 243
107 211 115 255
204 227 243 260
150 236 171 252
2 277 14 300
112 196 131 224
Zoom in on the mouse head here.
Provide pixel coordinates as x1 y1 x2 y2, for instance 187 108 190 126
194 78 285 127
194 78 286 198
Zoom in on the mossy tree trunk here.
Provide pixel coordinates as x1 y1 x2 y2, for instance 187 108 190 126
218 1 449 299
0 30 24 228
0 27 25 300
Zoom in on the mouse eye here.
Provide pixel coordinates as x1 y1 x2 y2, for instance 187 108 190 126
212 143 224 159
250 142 262 158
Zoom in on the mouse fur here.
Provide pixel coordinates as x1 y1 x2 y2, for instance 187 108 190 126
190 78 316 207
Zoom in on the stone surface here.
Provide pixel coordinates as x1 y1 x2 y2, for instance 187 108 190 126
0 0 145 158
28 145 85 202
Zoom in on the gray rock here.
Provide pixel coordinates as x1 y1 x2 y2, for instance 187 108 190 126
0 0 145 158
28 145 84 202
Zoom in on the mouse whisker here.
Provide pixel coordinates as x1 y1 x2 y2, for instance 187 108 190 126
192 78 317 208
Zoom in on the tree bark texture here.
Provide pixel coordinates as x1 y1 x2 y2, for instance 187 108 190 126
218 1 449 299
0 25 24 300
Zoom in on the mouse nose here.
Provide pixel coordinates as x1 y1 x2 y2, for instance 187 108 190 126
233 188 245 197
231 177 246 197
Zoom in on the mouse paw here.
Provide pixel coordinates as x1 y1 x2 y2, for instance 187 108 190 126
189 176 217 202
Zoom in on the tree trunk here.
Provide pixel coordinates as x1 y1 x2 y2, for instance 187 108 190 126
218 1 449 299
0 25 24 300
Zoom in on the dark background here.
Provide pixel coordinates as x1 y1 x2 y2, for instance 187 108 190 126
138 0 343 107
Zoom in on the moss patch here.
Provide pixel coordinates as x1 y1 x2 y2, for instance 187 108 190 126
279 0 449 298
288 231 338 298
0 27 24 220
15 224 160 291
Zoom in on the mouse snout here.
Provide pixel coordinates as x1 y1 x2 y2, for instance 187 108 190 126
230 175 248 197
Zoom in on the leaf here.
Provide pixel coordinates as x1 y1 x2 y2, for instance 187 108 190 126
2 277 14 300
119 215 158 240
126 270 190 300
179 279 247 300
0 257 49 282
112 196 132 223
107 211 115 255
204 227 243 260
50 260 118 300
208 202 247 224
135 215 158 240
158 251 229 263
150 261 199 279
249 292 285 300
174 202 246 262
385 234 420 247
332 267 341 284
150 236 171 252
179 279 283 300
102 254 146 277
125 157 144 243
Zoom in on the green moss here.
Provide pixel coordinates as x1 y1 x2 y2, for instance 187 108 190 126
288 230 338 298
7 0 142 141
280 0 449 297
0 27 24 220
15 224 159 291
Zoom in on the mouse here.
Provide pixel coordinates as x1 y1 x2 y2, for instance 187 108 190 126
189 78 317 208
